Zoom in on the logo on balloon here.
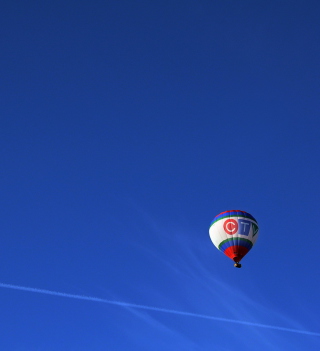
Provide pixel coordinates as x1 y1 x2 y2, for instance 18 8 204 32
252 222 259 237
223 219 238 235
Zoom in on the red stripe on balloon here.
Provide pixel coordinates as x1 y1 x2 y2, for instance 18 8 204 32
223 246 250 262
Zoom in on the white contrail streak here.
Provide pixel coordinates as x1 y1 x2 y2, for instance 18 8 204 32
0 282 318 337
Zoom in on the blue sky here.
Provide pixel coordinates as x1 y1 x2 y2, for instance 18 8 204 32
1 1 320 350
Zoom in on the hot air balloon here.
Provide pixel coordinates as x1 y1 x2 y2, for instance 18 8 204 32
209 210 259 268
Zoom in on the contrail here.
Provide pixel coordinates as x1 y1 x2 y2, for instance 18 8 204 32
0 282 318 337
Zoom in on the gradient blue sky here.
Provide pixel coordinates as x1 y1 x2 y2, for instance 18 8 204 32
1 1 320 350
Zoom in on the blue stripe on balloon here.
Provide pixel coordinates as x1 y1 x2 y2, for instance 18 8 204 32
215 211 255 221
219 238 253 252
211 210 257 226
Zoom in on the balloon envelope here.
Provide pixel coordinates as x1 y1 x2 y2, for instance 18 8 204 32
209 210 259 263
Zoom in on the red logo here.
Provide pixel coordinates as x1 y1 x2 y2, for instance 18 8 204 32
223 219 238 235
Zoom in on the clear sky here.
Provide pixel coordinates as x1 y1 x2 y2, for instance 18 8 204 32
1 1 320 350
